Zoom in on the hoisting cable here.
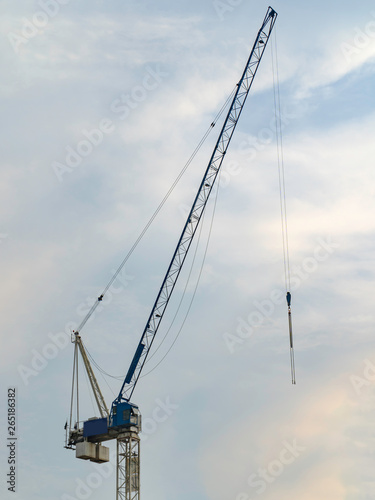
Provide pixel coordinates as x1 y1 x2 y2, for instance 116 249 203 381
74 86 238 336
271 28 296 385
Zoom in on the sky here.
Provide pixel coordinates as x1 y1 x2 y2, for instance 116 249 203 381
1 0 375 499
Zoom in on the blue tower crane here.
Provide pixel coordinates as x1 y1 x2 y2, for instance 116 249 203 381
65 7 277 500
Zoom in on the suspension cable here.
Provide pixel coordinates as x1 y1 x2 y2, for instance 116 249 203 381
84 341 124 380
271 28 296 385
75 86 237 335
76 344 79 424
69 89 238 393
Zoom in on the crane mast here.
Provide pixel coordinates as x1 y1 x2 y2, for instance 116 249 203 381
65 7 277 500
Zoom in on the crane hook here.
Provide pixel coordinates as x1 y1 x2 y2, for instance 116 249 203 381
286 292 296 385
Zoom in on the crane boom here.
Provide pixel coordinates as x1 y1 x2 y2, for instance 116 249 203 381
114 6 277 408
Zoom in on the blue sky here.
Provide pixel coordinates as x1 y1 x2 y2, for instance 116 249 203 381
1 1 375 499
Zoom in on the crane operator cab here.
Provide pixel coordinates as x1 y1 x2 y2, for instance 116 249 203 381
111 401 141 432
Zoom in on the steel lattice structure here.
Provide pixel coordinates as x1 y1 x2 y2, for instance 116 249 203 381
117 432 140 500
114 6 277 407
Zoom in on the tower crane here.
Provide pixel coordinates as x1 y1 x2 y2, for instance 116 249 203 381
65 7 277 500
